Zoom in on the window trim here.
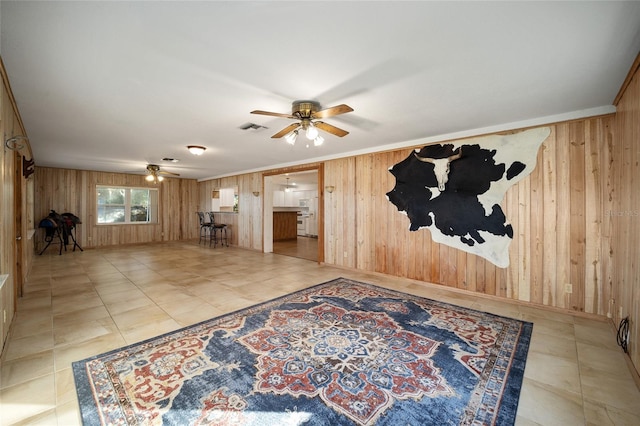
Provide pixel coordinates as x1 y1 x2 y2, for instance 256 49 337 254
96 185 159 225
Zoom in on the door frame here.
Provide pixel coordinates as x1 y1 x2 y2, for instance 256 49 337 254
263 163 324 263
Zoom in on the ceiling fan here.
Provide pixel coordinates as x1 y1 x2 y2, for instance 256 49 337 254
145 164 179 183
251 100 353 146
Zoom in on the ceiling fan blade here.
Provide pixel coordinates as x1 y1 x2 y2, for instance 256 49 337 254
271 123 300 138
314 121 349 137
158 171 180 176
311 104 353 119
250 110 296 119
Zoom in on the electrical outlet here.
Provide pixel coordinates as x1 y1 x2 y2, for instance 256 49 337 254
565 283 573 294
607 298 614 318
343 251 348 258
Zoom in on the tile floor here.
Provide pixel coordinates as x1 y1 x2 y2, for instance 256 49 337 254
1 241 639 425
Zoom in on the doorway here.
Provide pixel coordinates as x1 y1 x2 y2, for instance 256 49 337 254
263 167 323 262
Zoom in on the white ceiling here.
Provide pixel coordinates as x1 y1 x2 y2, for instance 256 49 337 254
1 1 639 181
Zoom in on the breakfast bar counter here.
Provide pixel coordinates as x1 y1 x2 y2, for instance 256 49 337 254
273 211 298 241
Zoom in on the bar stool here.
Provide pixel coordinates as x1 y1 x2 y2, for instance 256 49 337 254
207 212 228 247
197 212 212 244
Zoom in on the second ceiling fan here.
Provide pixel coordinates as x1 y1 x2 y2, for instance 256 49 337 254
251 101 353 146
145 164 179 183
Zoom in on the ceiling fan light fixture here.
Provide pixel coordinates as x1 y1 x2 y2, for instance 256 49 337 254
305 124 319 140
313 135 324 146
251 101 353 144
145 174 155 182
285 130 298 145
187 145 206 155
157 175 164 182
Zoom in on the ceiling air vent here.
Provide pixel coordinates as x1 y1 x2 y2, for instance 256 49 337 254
239 122 268 131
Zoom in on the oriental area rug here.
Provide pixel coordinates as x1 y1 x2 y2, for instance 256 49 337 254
72 278 532 425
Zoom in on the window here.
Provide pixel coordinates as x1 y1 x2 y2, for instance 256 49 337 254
96 186 158 224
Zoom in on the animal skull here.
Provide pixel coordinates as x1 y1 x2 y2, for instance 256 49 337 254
414 148 462 191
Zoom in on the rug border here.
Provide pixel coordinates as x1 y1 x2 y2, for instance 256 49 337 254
496 320 533 425
72 276 533 425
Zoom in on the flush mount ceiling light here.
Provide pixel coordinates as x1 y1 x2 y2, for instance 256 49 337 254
187 145 206 155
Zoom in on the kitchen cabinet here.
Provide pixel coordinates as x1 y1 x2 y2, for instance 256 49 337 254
273 190 285 207
273 190 305 207
219 188 236 207
287 191 298 206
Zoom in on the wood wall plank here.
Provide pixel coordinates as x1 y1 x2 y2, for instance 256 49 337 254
584 119 603 314
569 122 586 312
555 124 571 309
542 131 558 306
517 173 531 302
505 180 518 299
529 143 544 304
356 155 374 271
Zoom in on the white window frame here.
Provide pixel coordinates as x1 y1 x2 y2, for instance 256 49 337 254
96 185 159 225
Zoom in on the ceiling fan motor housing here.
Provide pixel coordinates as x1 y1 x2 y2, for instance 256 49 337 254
292 101 320 118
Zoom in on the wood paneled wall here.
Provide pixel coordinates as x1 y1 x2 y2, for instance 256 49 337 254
198 172 263 251
611 56 640 372
323 119 615 315
1 71 18 352
0 58 34 354
34 167 200 249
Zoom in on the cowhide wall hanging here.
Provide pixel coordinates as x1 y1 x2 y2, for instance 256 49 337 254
387 127 551 268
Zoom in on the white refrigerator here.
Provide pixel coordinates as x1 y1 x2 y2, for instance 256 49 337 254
299 197 318 237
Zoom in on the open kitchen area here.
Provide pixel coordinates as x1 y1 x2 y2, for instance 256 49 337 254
272 171 318 261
